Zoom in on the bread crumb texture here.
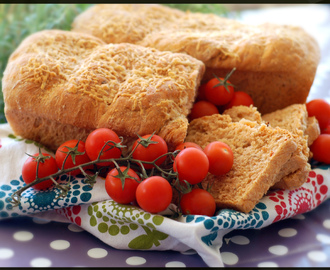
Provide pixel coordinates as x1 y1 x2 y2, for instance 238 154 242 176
223 104 316 190
185 114 298 213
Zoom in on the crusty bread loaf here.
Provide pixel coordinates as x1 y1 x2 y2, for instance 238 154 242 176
2 30 205 151
72 4 320 114
185 114 298 213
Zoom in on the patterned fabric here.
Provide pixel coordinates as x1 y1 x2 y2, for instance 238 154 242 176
0 123 329 267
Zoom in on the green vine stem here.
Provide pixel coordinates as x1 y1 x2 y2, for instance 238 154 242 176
10 135 185 207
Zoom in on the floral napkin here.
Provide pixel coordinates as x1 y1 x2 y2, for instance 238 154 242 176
0 123 329 267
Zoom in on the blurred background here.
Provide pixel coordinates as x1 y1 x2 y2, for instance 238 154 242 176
0 4 327 124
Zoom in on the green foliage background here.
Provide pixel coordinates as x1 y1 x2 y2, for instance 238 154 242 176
0 4 227 124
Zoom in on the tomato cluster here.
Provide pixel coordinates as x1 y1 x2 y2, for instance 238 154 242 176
189 68 254 121
21 128 234 217
173 141 233 216
307 99 330 164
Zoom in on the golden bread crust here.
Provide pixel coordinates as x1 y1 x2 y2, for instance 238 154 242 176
306 116 320 147
72 4 320 114
2 30 205 151
185 114 297 213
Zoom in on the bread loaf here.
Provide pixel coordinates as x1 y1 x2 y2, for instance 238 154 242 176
72 4 320 114
2 30 205 151
185 114 298 213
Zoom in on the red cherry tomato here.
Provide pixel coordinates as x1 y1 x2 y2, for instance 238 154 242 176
175 142 203 152
189 101 219 121
105 166 140 204
180 188 216 216
132 134 168 170
85 128 122 167
173 148 209 185
306 99 330 131
22 153 58 190
322 124 330 135
310 134 330 164
203 141 234 175
55 140 92 175
205 76 234 106
136 176 172 213
224 91 254 110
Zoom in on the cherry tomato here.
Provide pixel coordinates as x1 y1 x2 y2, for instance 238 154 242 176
224 91 254 110
136 176 173 213
306 99 330 131
310 134 330 164
55 140 92 175
196 83 207 101
173 148 209 185
205 75 234 106
203 141 234 175
132 134 168 170
189 101 219 121
85 128 122 167
322 124 330 135
180 188 216 216
105 166 140 204
22 153 58 190
175 142 203 152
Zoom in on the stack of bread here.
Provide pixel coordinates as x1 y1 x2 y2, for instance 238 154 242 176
186 105 320 213
1 4 321 213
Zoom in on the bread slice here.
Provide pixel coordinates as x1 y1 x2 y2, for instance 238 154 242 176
2 30 205 151
223 105 263 123
72 4 320 114
185 114 298 213
261 104 320 189
224 104 320 147
306 116 320 147
224 104 319 190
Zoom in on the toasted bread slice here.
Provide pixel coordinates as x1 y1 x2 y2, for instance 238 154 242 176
185 114 297 213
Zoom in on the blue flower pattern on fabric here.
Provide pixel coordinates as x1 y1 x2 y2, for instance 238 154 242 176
185 202 269 246
0 174 94 218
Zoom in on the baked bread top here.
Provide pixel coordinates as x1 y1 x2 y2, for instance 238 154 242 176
72 4 320 114
2 29 205 151
185 114 298 213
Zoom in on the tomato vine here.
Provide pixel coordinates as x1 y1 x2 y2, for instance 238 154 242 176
11 129 233 217
10 134 182 208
